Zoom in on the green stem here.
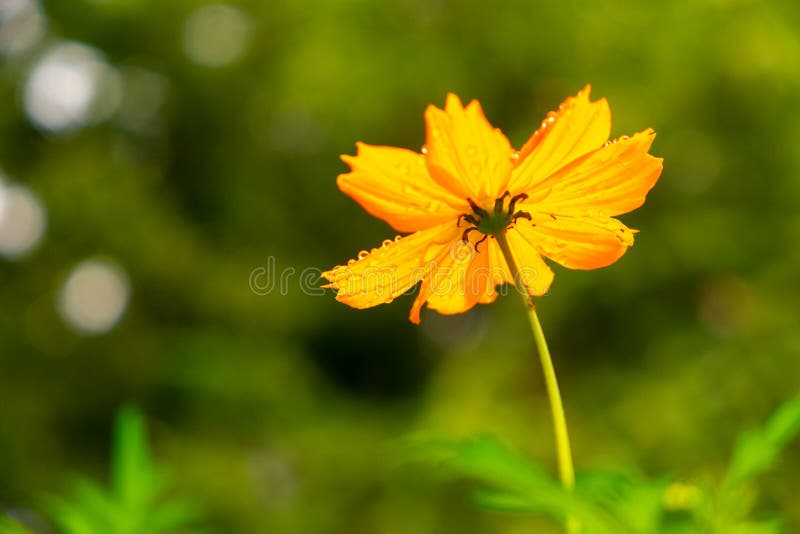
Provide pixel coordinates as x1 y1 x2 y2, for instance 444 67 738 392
495 230 578 530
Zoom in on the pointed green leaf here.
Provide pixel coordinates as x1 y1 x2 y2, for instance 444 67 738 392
726 396 800 488
0 516 37 534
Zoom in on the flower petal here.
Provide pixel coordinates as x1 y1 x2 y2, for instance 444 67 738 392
509 85 610 193
515 214 635 270
424 94 514 201
322 222 459 310
408 238 459 324
338 143 467 233
422 238 491 318
462 232 554 301
529 129 663 217
500 229 555 296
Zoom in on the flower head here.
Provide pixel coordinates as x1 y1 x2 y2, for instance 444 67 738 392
323 86 663 323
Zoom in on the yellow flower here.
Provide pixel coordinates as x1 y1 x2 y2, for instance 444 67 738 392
323 86 663 323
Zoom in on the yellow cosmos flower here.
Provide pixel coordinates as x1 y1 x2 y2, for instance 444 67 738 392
323 85 663 324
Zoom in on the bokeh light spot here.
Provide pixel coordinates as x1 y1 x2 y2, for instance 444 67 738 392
697 276 753 337
0 172 7 221
57 258 131 335
24 42 122 133
117 66 168 132
182 4 252 67
0 0 45 57
0 181 47 259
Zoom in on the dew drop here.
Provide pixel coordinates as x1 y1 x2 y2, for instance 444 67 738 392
510 151 520 162
421 145 428 155
394 235 402 242
381 239 393 247
357 250 369 260
546 116 555 124
425 200 444 211
347 259 356 266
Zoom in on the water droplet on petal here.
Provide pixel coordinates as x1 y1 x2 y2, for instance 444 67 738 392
420 145 428 155
347 259 356 266
381 239 393 247
510 151 520 162
394 235 402 242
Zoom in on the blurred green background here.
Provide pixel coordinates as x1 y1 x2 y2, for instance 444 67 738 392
1 0 799 532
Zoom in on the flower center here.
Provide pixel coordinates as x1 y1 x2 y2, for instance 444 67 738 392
458 192 531 248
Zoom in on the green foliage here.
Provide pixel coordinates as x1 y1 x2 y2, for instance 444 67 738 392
405 434 573 517
725 397 800 489
408 396 800 533
47 406 201 534
697 396 800 533
0 515 37 534
407 434 656 533
2 0 800 532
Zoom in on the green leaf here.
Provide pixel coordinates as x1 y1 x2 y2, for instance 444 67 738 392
404 434 623 532
112 404 163 509
47 405 202 534
403 434 553 492
725 396 800 488
49 477 119 533
0 515 37 534
577 470 669 533
144 500 203 532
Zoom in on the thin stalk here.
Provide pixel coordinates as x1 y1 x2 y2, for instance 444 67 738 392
494 230 578 531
